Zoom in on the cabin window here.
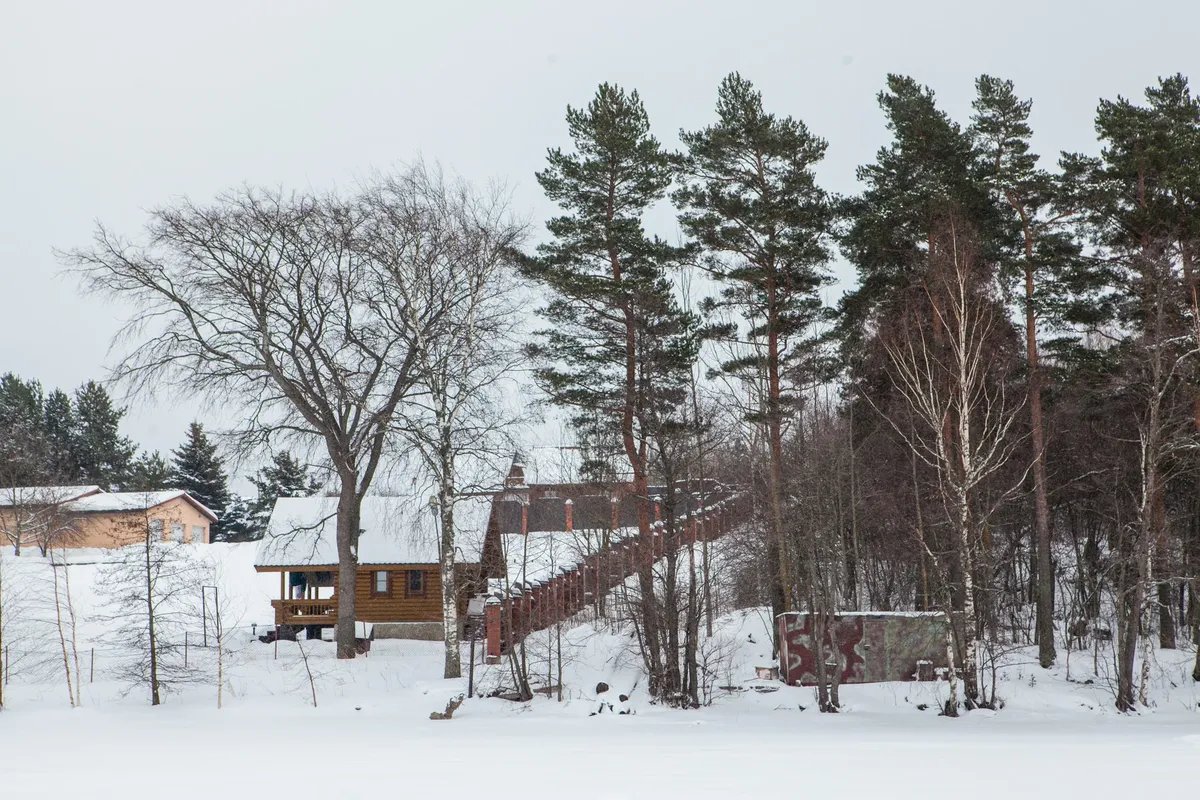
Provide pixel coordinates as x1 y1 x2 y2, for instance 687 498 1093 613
171 522 185 543
371 570 392 597
150 519 163 540
406 569 426 598
191 525 205 544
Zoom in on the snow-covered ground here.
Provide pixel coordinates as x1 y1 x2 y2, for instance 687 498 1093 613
1 545 1197 799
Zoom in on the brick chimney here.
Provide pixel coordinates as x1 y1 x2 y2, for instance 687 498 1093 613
504 451 527 488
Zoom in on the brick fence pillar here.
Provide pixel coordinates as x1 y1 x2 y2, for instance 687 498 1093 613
485 600 502 664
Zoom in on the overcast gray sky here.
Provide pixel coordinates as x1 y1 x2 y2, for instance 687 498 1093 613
2 0 1197 467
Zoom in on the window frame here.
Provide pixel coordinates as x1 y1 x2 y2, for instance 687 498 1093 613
370 570 392 598
405 569 426 598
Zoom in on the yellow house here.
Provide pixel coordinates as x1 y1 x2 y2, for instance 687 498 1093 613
0 486 217 551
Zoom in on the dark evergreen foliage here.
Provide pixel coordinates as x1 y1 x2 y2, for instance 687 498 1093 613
520 83 698 478
169 422 230 536
127 450 172 491
247 451 320 539
72 380 135 489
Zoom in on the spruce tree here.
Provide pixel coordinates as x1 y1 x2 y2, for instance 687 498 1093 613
0 374 48 487
676 72 835 621
127 451 172 491
521 83 699 700
42 389 78 482
169 423 230 534
72 381 135 489
248 451 320 538
219 494 255 542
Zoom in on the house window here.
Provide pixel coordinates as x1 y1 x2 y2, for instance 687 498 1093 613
191 525 205 544
170 522 185 543
149 519 163 540
406 569 426 598
371 570 391 597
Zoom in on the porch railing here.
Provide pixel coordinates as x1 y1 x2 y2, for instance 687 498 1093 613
272 598 337 626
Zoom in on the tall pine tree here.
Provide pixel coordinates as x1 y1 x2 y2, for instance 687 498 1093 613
676 72 836 624
970 75 1086 669
521 83 699 701
1067 76 1200 706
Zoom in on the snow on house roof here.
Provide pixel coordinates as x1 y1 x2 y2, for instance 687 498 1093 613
0 485 101 506
65 490 218 521
254 494 494 568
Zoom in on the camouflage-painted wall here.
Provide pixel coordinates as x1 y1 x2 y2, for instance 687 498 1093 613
777 612 949 685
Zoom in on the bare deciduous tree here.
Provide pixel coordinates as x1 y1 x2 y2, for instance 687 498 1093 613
873 216 1027 711
390 170 525 679
68 164 508 658
94 502 211 705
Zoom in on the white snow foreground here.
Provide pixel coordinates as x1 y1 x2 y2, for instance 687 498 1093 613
0 545 1197 799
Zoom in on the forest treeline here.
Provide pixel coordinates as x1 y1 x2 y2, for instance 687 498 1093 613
59 71 1200 713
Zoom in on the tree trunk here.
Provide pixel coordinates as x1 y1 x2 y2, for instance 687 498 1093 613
1009 202 1057 669
956 494 979 706
1025 265 1056 668
1115 539 1146 712
1157 580 1177 650
51 563 76 708
439 465 461 679
144 533 159 706
335 472 361 660
765 278 790 624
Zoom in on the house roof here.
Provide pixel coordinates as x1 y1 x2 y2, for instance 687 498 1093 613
65 490 218 521
254 494 493 568
0 485 101 507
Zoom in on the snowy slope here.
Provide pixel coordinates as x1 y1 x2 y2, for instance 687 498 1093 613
0 544 1197 799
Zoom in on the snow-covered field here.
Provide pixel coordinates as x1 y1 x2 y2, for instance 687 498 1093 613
1 545 1197 799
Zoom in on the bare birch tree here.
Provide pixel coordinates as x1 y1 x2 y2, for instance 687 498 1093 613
875 215 1027 710
389 169 525 679
95 503 212 705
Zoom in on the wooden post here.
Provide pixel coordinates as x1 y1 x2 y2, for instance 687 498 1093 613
468 634 477 697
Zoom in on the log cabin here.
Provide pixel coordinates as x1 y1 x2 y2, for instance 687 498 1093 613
253 456 737 643
254 494 493 640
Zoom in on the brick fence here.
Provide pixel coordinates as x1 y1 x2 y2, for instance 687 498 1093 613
484 493 747 661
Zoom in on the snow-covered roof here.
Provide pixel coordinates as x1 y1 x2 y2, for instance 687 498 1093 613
0 485 101 507
254 494 494 568
65 490 218 521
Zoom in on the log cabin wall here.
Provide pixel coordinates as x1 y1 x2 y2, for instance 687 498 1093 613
353 563 477 622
